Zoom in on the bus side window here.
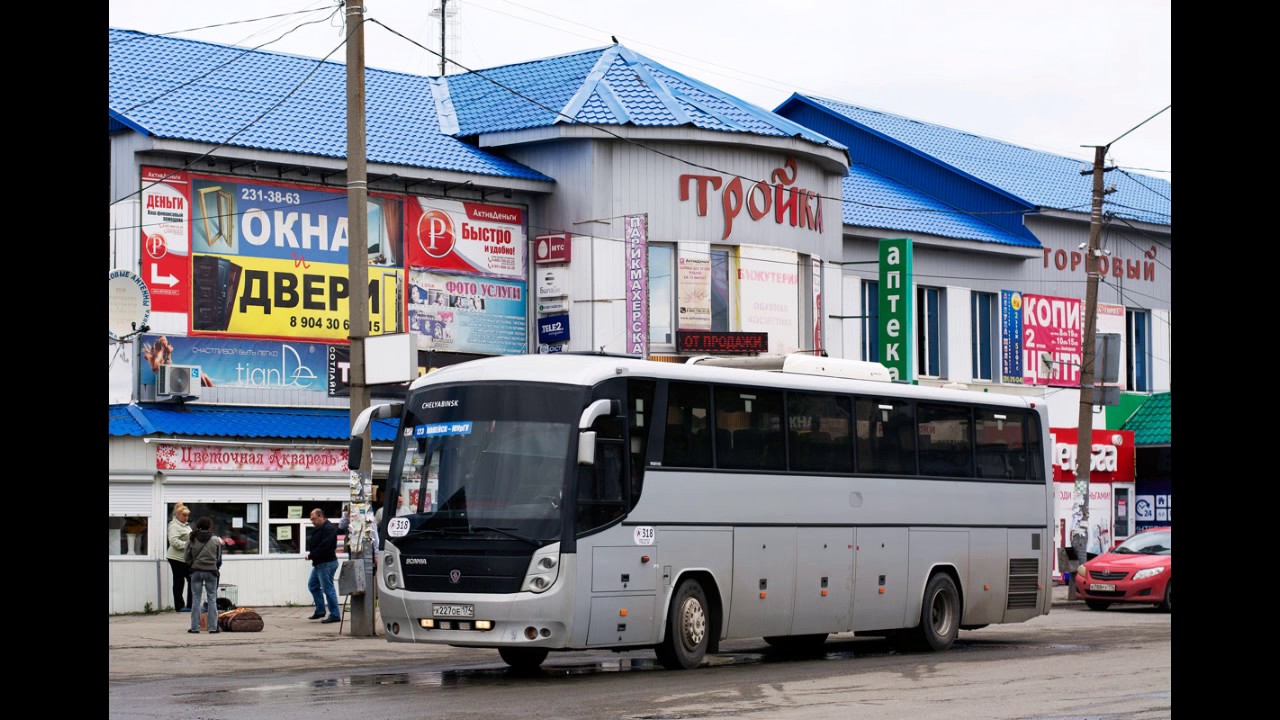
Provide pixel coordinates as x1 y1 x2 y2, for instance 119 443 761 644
664 383 712 468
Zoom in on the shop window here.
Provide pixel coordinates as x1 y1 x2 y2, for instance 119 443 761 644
649 244 675 346
1126 309 1151 391
108 516 149 556
971 291 997 382
917 286 944 378
861 280 879 362
268 500 345 555
711 246 731 332
173 502 261 555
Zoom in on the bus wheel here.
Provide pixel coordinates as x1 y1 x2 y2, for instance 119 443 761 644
910 573 960 652
499 647 548 671
655 579 709 670
763 634 828 653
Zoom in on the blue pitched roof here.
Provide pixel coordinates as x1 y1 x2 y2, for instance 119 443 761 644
446 45 844 150
843 164 1038 247
791 95 1170 226
109 404 397 442
108 28 552 182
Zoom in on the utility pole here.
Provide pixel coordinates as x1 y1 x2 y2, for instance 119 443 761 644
437 0 449 76
1069 145 1111 573
345 0 375 638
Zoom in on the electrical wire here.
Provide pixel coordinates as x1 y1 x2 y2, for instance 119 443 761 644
108 4 336 42
1114 168 1171 202
1106 105 1170 148
110 23 361 208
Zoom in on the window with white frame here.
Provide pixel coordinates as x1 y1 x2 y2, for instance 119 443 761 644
171 502 262 555
917 286 944 377
1126 308 1151 391
971 291 997 382
710 247 731 332
267 500 347 556
861 280 879 362
648 244 675 346
108 515 149 556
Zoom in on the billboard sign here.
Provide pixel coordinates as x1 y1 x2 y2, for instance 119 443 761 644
534 233 571 264
407 270 527 355
878 238 913 382
405 198 525 278
139 333 328 395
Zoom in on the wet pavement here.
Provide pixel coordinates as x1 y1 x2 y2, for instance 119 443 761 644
109 584 1079 683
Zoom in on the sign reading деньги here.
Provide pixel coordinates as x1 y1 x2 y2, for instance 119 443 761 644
878 238 913 382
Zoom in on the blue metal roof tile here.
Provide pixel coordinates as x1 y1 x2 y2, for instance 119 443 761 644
843 165 1038 247
109 29 552 182
799 95 1169 225
108 404 397 442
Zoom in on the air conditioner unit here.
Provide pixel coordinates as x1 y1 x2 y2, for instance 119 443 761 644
157 364 202 399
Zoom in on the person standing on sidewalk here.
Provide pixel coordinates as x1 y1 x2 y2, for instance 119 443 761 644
166 503 193 612
306 508 341 624
183 516 223 634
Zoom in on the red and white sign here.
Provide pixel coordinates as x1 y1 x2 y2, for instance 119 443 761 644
1049 428 1135 483
155 443 349 473
1022 293 1082 387
534 233 571 264
140 167 191 314
406 198 525 278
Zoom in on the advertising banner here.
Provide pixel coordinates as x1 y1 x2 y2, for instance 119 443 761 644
537 313 570 344
737 244 799 355
1000 290 1024 384
1021 293 1082 386
140 167 191 314
624 214 649 357
408 270 527 355
405 197 525 278
326 347 485 397
183 171 405 342
811 255 823 353
1052 482 1113 575
1048 428 1136 483
534 233 571 264
677 330 768 354
678 242 712 330
139 333 328 396
878 238 913 382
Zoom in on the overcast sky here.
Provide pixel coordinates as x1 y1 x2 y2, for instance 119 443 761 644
108 0 1171 180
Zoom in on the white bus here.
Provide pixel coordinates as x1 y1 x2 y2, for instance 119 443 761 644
348 352 1053 670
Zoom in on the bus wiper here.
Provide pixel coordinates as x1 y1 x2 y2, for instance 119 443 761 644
467 525 543 547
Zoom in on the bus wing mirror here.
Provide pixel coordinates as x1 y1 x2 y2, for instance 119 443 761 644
579 399 616 429
348 402 403 471
578 431 597 465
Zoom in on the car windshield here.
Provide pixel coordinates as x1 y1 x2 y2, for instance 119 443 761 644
1112 530 1170 556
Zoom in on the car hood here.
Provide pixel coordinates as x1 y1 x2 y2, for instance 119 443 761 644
1086 553 1170 572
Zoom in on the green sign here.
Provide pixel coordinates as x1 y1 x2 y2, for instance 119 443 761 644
878 238 914 382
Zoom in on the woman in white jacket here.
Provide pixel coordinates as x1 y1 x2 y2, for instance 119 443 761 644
165 503 192 612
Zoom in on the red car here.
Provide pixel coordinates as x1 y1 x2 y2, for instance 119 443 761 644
1074 527 1171 612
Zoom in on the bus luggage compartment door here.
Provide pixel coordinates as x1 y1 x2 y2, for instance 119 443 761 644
791 527 854 635
727 527 797 639
586 595 655 646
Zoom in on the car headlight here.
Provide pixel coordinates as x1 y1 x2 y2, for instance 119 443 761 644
1133 566 1166 581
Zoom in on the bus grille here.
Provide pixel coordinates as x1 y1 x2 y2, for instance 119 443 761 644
1006 558 1040 609
400 552 529 594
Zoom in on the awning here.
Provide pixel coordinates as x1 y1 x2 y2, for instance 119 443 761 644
108 403 398 442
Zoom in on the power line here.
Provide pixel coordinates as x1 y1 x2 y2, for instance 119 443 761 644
109 24 359 208
108 4 336 42
1114 168 1171 202
114 6 344 117
1106 104 1170 148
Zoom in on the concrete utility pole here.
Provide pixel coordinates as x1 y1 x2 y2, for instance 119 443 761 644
345 0 375 638
1069 145 1111 569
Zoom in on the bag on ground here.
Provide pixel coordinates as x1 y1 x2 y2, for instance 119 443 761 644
217 607 264 632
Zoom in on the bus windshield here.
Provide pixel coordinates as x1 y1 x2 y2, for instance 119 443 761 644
386 382 584 544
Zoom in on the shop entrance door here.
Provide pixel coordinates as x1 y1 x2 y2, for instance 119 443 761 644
1112 482 1136 545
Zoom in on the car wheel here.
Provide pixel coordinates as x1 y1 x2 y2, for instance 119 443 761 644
907 573 960 651
1158 580 1171 613
498 647 548 671
1085 599 1112 611
655 578 710 670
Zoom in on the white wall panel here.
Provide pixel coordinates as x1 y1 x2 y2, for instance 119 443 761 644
1153 309 1171 392
947 286 972 383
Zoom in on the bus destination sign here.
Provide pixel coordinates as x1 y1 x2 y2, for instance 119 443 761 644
677 330 768 354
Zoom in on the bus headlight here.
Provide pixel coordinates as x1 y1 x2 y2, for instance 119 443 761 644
521 543 561 593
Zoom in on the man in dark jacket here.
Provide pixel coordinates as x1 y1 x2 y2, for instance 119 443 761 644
305 508 341 623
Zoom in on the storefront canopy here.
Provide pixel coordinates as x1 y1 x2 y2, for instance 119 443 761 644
109 403 398 442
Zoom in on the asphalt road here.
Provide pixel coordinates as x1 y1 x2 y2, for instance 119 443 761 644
108 602 1170 720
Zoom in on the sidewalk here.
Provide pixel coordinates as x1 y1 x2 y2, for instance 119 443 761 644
109 586 1080 682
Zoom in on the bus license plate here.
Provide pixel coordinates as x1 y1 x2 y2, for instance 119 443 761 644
1089 583 1116 593
433 604 475 618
